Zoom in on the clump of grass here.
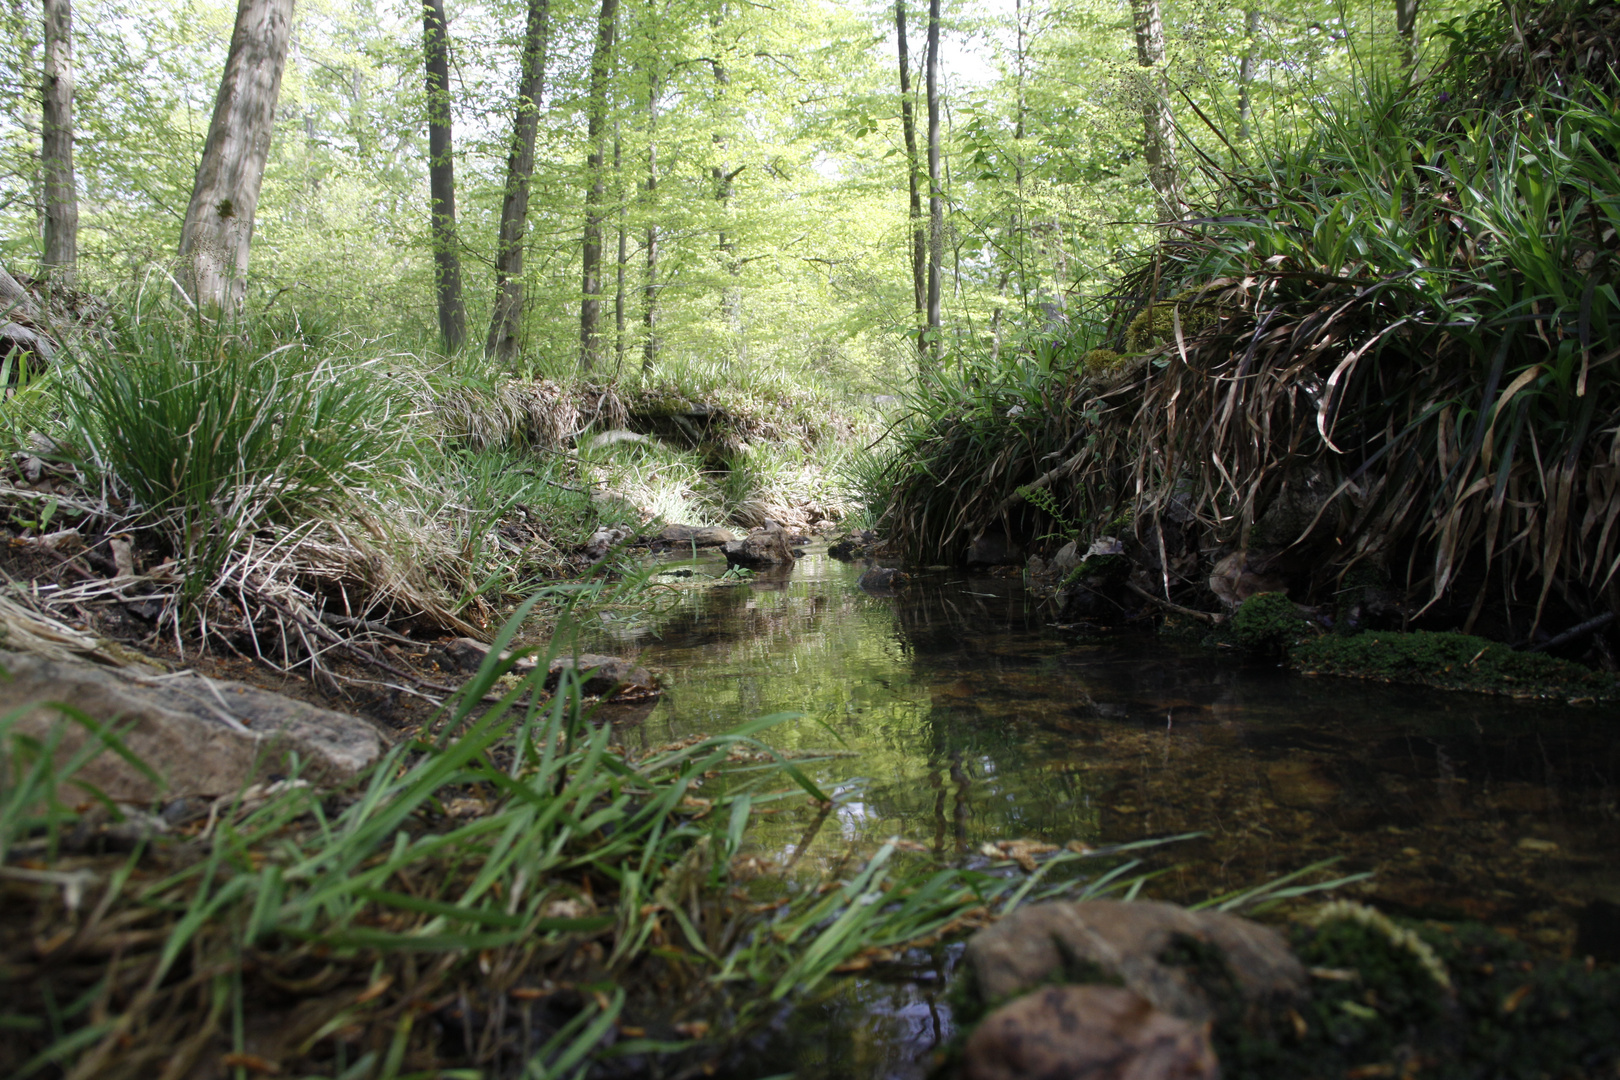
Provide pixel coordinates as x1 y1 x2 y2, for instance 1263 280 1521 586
58 316 399 600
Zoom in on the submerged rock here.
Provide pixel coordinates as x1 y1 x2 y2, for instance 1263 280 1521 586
963 985 1217 1080
722 526 796 568
962 900 1306 1026
545 653 659 698
0 649 385 802
857 565 909 594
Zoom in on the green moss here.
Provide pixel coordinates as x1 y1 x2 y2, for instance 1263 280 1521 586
1123 289 1232 352
1290 629 1619 701
1230 592 1312 654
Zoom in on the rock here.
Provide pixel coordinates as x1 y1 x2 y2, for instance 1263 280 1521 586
963 985 1218 1080
584 526 633 561
962 900 1307 1026
966 530 1024 567
584 429 651 450
858 566 909 593
829 529 880 561
654 523 736 548
1055 552 1132 623
722 525 796 568
442 637 537 676
545 653 659 698
1208 550 1287 607
0 649 385 803
1053 540 1083 574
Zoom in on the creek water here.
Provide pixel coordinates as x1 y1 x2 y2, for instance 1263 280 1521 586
586 546 1620 1079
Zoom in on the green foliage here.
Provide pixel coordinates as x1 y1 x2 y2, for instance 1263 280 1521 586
1290 629 1620 699
59 316 398 597
1229 592 1312 654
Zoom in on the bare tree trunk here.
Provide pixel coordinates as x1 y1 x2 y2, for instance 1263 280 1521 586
1237 7 1260 141
613 122 626 372
41 0 76 283
580 0 618 373
924 0 943 362
896 0 925 355
423 0 466 351
1130 0 1183 223
641 46 659 375
1395 0 1420 69
708 14 744 372
485 0 550 365
177 0 295 313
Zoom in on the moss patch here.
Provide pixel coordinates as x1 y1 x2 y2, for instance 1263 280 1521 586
1213 913 1620 1080
1229 592 1312 655
1290 629 1619 701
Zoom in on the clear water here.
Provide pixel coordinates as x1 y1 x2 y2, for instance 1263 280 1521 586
585 546 1620 1078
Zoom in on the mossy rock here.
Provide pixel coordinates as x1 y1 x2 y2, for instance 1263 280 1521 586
1215 909 1620 1080
1124 289 1233 353
1229 592 1312 654
1059 552 1130 591
1290 629 1619 700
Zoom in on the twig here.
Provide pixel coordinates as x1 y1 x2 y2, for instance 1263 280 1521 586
1126 581 1221 625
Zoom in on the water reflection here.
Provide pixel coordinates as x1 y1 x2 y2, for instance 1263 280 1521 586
585 547 1620 1079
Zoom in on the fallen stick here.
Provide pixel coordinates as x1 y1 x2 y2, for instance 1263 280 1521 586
1125 580 1222 625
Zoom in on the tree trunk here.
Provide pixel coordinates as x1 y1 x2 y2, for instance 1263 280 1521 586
177 0 295 313
423 0 466 352
1130 0 1183 223
1395 0 1420 69
642 46 659 375
580 0 618 373
924 0 943 361
613 123 626 372
41 0 76 283
896 0 925 354
1237 7 1260 141
485 0 550 365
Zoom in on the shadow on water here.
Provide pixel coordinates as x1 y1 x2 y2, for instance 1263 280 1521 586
584 547 1620 1080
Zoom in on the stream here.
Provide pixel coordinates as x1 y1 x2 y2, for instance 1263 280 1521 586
584 546 1620 1079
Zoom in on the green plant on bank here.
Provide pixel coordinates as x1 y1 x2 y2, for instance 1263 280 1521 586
57 315 400 601
877 21 1620 631
1290 628 1620 699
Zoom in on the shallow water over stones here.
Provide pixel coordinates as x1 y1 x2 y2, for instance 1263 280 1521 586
584 547 1620 1079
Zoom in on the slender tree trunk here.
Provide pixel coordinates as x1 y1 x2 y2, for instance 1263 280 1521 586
896 0 925 354
1130 0 1183 223
613 123 626 372
423 0 466 351
485 0 550 365
41 0 76 282
580 0 618 372
641 47 659 374
1395 0 1420 69
924 0 943 361
177 0 295 313
1237 7 1260 141
709 16 744 371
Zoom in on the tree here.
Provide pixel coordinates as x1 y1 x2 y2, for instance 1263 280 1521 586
1129 0 1182 223
924 0 942 360
640 35 659 374
485 0 550 365
41 0 76 282
1395 0 1420 69
177 0 296 312
896 0 924 355
579 0 618 372
1237 7 1261 141
423 0 466 352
